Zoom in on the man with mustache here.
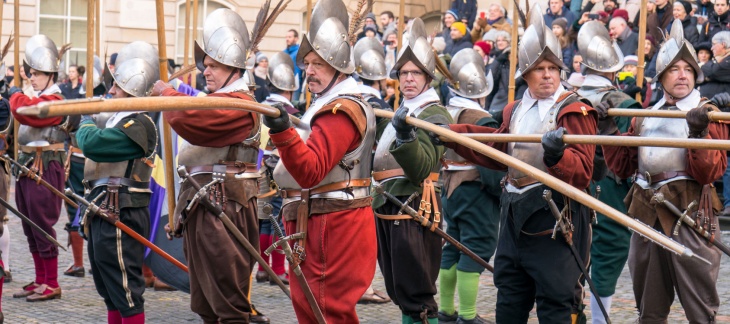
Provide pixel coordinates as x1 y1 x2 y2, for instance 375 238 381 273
152 8 269 324
372 18 453 324
434 7 598 322
263 0 377 321
600 19 727 323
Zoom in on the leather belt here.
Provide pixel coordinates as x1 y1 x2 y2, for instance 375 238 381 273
69 146 83 154
187 163 258 175
19 143 65 154
280 178 371 199
372 169 439 182
635 171 690 185
505 176 540 188
442 159 474 167
84 177 150 190
375 213 411 220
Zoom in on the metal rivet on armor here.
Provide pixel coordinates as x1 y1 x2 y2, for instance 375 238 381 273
218 55 222 58
316 45 320 50
234 38 237 42
329 56 333 60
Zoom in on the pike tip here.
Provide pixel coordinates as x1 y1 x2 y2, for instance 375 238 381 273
683 248 712 265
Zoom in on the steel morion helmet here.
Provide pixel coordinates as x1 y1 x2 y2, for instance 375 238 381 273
515 5 568 79
193 8 250 73
577 20 624 73
449 48 493 98
267 51 298 92
655 18 704 83
23 34 60 75
390 18 437 79
354 37 387 81
296 0 354 74
105 41 160 97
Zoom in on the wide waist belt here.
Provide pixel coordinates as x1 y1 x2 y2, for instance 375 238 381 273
280 178 371 199
375 213 411 220
84 177 150 190
635 171 690 185
19 143 65 154
187 163 258 175
69 146 83 154
372 169 439 182
505 176 540 189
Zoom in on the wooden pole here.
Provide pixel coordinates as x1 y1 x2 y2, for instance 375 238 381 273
155 0 177 233
304 0 312 110
394 0 404 110
608 108 730 121
190 0 199 89
0 1 4 42
458 133 730 150
86 0 94 99
183 0 191 82
95 0 100 56
507 0 519 101
635 0 647 102
13 0 19 159
371 109 704 260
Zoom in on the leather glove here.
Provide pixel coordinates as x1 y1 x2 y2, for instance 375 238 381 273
595 101 619 135
392 107 416 144
7 86 22 97
80 115 94 124
542 127 568 167
710 92 730 112
427 124 451 146
686 106 712 138
263 103 291 134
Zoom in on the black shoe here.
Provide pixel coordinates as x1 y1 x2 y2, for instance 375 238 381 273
269 273 289 285
255 271 269 283
456 315 492 324
438 311 458 324
3 270 11 283
250 313 270 324
64 265 85 278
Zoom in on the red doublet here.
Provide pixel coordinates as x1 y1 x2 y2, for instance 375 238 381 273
603 119 729 185
447 100 598 189
270 111 377 323
162 89 256 146
10 93 64 127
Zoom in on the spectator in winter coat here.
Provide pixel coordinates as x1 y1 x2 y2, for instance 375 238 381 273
700 31 730 98
470 4 511 43
440 10 459 53
446 22 473 57
552 18 575 69
698 0 730 49
669 1 700 48
544 0 576 27
610 17 639 56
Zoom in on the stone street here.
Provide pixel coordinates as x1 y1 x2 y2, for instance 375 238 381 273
1 184 728 323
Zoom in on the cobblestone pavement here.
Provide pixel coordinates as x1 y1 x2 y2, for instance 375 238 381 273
1 184 729 323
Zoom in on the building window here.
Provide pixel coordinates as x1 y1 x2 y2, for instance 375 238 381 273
38 0 100 72
175 0 232 65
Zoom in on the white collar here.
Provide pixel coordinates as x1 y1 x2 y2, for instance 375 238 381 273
358 84 382 99
264 93 293 107
402 88 441 114
310 77 360 111
581 74 614 88
215 77 249 94
448 96 483 110
106 111 142 128
653 89 701 111
519 85 567 121
37 83 61 97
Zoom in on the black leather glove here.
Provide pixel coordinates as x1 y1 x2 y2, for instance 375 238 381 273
7 86 22 97
263 103 291 134
686 106 712 138
710 92 730 112
542 127 568 167
427 124 451 146
595 101 618 135
392 107 416 144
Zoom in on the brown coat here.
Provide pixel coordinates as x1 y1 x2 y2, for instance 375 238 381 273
470 17 511 43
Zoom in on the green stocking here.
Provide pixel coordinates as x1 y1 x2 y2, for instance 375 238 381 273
456 270 481 320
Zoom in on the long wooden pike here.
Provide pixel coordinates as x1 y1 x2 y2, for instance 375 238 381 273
457 133 730 150
508 0 520 101
608 108 730 121
372 109 709 263
86 0 94 99
635 0 648 102
155 0 178 235
13 0 19 159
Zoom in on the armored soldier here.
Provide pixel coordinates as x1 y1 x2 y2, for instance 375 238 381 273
436 48 501 324
373 18 453 324
601 20 727 323
75 41 159 324
154 8 268 323
574 21 643 324
9 34 73 302
256 51 299 285
263 0 378 321
437 7 597 322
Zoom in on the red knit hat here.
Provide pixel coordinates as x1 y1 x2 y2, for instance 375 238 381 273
474 41 492 56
